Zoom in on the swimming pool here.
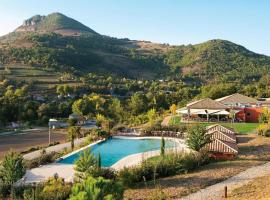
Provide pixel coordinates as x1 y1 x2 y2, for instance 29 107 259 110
58 137 177 167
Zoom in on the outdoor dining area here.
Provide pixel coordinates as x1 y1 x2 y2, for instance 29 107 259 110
177 98 231 122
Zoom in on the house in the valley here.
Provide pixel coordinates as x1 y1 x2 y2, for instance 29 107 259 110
48 119 68 129
69 113 86 125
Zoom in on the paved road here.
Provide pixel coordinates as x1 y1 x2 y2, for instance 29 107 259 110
179 161 270 200
0 129 66 159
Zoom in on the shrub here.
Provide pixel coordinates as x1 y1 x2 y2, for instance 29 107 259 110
0 151 25 197
0 180 10 198
149 187 170 200
40 176 71 200
118 152 207 187
89 167 116 180
69 176 124 200
257 124 268 135
259 108 270 124
74 149 98 180
25 151 61 169
21 177 70 200
264 127 270 137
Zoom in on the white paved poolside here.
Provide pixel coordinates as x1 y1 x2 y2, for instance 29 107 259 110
19 137 188 184
20 163 75 184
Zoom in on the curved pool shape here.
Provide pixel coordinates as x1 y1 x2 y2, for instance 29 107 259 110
58 137 177 167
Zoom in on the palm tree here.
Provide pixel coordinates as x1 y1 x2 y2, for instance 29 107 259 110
68 126 81 150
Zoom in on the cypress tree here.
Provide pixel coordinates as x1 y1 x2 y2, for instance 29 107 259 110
160 137 165 157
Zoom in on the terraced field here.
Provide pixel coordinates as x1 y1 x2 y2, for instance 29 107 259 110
0 65 81 89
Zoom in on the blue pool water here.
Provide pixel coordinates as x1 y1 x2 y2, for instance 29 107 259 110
58 137 176 167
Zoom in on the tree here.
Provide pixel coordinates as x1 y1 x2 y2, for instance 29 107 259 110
96 114 111 133
97 153 101 169
170 104 177 115
128 93 147 115
186 125 211 152
108 98 124 122
56 85 65 96
147 108 157 125
160 137 165 157
63 84 73 95
72 98 92 116
69 176 124 200
68 126 81 150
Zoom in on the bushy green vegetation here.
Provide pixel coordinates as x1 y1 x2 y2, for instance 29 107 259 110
23 176 71 200
117 151 208 187
165 40 270 83
186 125 211 151
70 176 124 200
0 151 25 198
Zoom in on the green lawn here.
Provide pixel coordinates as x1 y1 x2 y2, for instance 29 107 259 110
168 116 259 134
217 123 259 134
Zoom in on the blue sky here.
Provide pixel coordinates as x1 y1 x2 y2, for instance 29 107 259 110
0 0 269 55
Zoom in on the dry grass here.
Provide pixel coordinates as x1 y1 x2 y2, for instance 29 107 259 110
228 173 270 200
124 134 270 200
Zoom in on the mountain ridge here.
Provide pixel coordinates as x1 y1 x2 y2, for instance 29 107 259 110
0 12 270 82
14 12 97 36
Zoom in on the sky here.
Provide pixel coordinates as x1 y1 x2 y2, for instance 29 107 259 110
0 0 269 55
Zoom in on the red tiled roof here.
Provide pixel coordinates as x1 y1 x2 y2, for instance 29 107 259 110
187 98 228 110
207 130 236 142
207 139 238 154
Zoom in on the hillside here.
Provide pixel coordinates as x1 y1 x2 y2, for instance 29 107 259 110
165 40 270 83
1 12 270 82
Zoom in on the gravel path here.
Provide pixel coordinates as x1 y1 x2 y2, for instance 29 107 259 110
179 161 270 200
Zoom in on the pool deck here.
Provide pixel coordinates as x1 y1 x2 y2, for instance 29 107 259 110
18 137 189 184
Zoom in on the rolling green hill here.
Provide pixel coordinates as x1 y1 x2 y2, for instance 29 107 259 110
1 12 270 83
